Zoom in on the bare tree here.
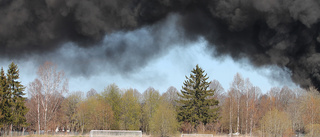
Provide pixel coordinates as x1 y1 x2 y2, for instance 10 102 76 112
86 88 97 98
248 86 261 136
162 86 179 107
267 87 281 110
287 92 303 135
230 73 244 134
61 91 83 132
228 90 235 136
36 62 68 133
219 89 237 136
209 79 225 99
300 87 320 136
209 80 225 133
243 78 252 135
27 79 42 134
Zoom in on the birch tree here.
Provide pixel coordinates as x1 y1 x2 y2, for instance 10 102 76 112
223 89 237 135
36 62 68 133
230 73 244 134
27 79 42 134
248 86 260 136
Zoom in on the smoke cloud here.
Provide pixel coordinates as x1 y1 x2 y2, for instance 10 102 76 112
1 0 320 89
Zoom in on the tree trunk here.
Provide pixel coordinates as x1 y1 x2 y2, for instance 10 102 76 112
44 108 47 134
229 97 233 136
10 124 12 137
250 117 253 137
81 124 84 135
44 93 48 134
246 91 249 135
38 96 40 135
237 96 240 134
249 102 254 137
22 127 25 136
311 105 314 137
221 125 223 134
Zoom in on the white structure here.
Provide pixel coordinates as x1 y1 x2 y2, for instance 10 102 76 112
90 130 142 137
181 134 213 137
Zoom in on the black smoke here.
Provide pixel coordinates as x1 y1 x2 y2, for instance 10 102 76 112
1 0 320 89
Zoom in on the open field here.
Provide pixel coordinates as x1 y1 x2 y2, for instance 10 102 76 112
7 134 257 137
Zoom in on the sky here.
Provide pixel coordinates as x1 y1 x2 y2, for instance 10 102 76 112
1 0 319 98
0 38 298 96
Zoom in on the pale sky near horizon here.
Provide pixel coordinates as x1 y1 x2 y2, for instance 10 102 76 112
0 38 298 97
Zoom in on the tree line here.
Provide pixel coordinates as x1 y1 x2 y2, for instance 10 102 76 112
1 62 320 137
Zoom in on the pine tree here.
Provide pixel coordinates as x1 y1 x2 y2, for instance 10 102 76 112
177 65 219 131
6 62 28 130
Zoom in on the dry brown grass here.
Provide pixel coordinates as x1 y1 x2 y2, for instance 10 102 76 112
24 135 89 137
20 134 257 137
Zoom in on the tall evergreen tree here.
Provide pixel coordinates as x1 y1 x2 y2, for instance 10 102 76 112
177 65 219 131
0 68 9 127
6 62 28 130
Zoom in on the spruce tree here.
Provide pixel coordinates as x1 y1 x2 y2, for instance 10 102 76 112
177 65 219 131
6 62 28 130
0 68 9 127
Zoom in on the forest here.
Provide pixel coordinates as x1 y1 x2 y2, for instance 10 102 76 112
0 62 319 137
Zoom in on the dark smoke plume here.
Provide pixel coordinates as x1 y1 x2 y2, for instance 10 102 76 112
1 0 320 89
